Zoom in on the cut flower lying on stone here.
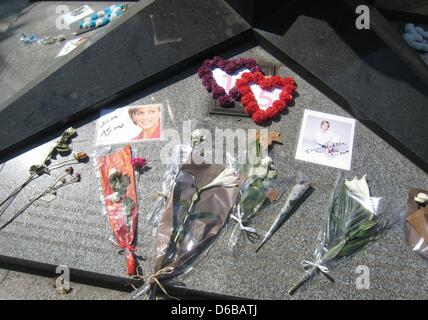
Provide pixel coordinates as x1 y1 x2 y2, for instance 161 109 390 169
289 174 385 295
134 156 240 300
0 127 88 230
96 145 139 276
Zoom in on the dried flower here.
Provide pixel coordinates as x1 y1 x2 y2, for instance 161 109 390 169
74 152 88 162
66 167 74 175
75 173 81 182
63 127 77 139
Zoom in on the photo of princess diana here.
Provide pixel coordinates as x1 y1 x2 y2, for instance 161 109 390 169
95 103 163 146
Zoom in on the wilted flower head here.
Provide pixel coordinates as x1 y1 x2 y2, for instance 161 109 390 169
74 152 88 162
65 127 77 137
61 127 77 141
75 173 81 182
65 166 74 175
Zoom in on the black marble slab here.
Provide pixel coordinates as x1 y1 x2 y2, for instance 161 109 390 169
0 0 251 160
253 1 428 172
1 0 427 175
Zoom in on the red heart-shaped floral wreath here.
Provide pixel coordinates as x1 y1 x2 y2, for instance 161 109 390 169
236 72 297 124
198 56 263 107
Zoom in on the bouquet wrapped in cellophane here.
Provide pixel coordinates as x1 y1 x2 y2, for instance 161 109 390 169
227 132 293 254
95 145 139 275
289 173 384 295
134 143 240 299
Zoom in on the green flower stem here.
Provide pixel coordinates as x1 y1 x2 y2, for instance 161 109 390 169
288 239 346 295
0 173 37 207
0 173 40 218
0 174 80 232
289 266 317 295
162 199 197 267
0 158 78 218
48 159 79 171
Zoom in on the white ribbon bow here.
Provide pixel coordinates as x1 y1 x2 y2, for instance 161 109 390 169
301 260 329 274
231 204 257 234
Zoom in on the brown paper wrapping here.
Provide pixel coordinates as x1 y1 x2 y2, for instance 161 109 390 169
154 163 240 277
405 188 428 259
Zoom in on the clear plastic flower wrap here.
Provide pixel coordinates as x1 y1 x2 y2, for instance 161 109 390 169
255 172 312 253
289 172 385 295
147 144 192 228
227 175 293 254
94 144 139 276
226 129 295 254
133 150 241 300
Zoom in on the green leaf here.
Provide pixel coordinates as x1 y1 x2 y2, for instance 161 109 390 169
338 237 372 257
123 198 135 211
240 187 266 220
177 199 190 210
322 241 346 261
192 191 199 203
249 178 264 190
188 211 216 221
29 165 48 175
55 143 71 153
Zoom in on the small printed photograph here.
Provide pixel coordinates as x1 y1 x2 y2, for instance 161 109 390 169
295 109 356 171
95 103 163 146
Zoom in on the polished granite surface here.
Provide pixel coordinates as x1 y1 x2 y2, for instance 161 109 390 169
0 0 250 158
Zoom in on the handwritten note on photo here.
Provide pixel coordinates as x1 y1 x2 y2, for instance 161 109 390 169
95 104 163 146
295 109 356 170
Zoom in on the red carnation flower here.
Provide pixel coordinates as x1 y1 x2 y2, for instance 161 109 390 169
273 100 285 110
241 94 255 105
246 101 259 114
